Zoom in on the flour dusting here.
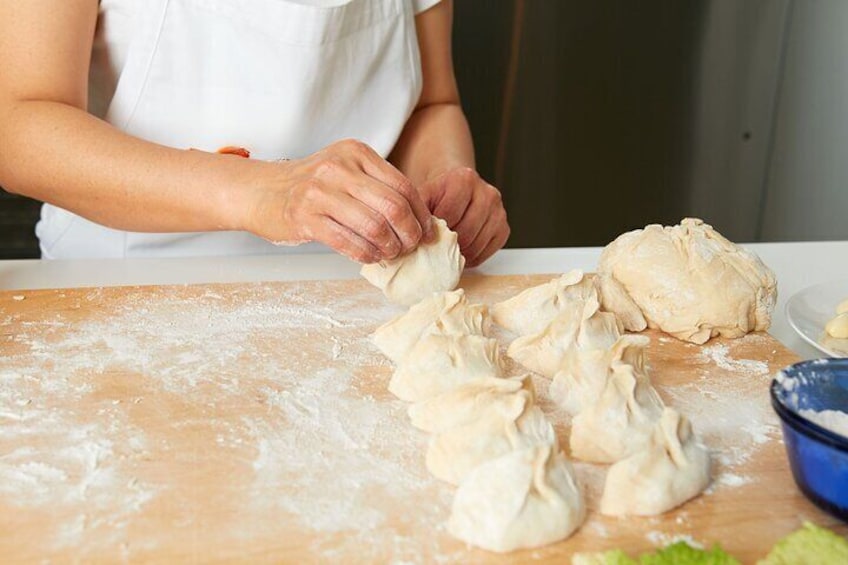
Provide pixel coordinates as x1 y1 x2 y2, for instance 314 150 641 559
0 282 795 561
698 343 769 376
0 283 465 562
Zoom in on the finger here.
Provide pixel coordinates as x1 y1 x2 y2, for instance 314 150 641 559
464 208 509 267
347 181 424 254
309 215 382 264
338 139 434 241
429 170 475 229
466 223 510 268
327 193 404 260
452 189 487 251
455 181 504 250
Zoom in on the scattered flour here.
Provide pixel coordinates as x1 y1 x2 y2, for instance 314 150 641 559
645 531 704 549
0 283 466 562
698 343 769 376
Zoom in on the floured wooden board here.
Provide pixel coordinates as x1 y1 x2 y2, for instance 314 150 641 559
1 274 845 563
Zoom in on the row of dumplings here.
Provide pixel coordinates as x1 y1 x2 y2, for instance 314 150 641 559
493 270 712 516
373 290 586 553
369 267 712 552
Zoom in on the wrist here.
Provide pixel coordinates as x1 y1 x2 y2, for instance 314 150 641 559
212 157 280 233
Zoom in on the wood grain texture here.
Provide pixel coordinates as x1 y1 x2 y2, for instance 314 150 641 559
1 274 845 564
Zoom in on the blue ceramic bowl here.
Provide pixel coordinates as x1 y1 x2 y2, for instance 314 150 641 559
771 358 848 521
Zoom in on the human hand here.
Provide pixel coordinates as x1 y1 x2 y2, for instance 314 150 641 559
245 139 433 263
417 167 510 267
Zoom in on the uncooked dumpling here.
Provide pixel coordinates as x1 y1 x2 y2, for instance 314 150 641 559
361 217 465 306
372 289 490 363
550 334 650 416
507 296 621 378
388 334 503 402
426 403 556 485
408 374 535 434
594 273 648 331
569 363 664 463
491 270 596 335
447 445 585 553
598 218 777 344
600 408 711 516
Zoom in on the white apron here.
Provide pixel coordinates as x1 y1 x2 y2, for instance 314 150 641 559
37 0 435 259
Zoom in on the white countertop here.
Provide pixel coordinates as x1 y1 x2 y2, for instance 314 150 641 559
2 241 846 360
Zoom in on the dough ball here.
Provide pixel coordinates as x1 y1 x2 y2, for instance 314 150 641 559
550 334 650 416
426 402 557 485
507 296 621 378
600 408 711 516
447 445 585 553
372 289 490 363
826 312 848 339
388 334 503 402
598 218 777 344
491 270 597 335
838 298 848 315
569 363 664 463
360 217 465 306
408 374 535 434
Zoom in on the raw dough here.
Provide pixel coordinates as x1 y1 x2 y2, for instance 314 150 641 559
569 362 664 463
372 289 490 363
595 273 648 331
426 403 557 485
826 312 848 339
550 334 650 416
388 334 503 402
408 374 535 434
361 217 465 306
598 218 777 344
491 270 596 335
838 298 848 315
447 445 585 553
506 296 621 378
600 408 711 516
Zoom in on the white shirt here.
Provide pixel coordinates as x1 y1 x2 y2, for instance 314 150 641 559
39 0 441 259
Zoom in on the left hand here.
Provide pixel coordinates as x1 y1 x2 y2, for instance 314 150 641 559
418 167 510 268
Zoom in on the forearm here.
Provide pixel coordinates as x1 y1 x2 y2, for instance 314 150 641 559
0 99 267 233
389 101 475 188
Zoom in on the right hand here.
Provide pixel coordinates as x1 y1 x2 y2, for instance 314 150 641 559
244 139 433 263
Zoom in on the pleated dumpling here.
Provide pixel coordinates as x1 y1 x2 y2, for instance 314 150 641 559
600 408 711 516
491 270 596 335
426 401 556 485
388 334 503 402
550 334 650 416
372 289 490 363
447 445 585 553
361 217 465 306
569 362 664 463
507 296 621 378
408 374 535 434
594 272 648 332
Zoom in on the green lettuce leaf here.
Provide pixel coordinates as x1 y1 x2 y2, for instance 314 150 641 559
758 522 848 565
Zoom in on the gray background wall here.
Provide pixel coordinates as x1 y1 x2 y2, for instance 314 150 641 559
1 0 846 259
452 0 847 247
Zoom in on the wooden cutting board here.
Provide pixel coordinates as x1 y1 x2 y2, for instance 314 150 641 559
1 274 845 564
